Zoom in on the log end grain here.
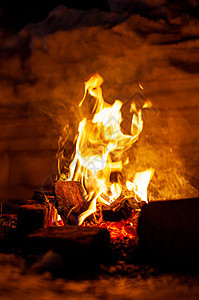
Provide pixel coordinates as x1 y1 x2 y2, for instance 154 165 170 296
54 181 87 225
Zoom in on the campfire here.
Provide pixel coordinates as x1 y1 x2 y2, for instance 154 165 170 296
55 73 154 238
1 4 199 295
17 73 154 241
15 73 199 271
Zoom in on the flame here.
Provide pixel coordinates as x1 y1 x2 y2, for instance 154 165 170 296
60 73 154 225
110 183 122 202
139 82 144 90
126 168 154 203
56 214 64 226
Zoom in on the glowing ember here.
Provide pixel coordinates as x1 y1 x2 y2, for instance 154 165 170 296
90 210 140 241
58 73 154 233
98 219 137 240
56 214 65 226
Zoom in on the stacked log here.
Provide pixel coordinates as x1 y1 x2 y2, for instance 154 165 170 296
17 191 60 234
17 180 87 233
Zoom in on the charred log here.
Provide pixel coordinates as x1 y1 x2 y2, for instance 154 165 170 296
103 197 139 222
17 200 57 234
54 181 87 225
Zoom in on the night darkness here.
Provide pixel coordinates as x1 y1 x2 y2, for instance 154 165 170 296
0 1 110 31
1 1 199 32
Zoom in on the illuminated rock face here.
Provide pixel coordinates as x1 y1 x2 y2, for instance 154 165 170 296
0 3 199 208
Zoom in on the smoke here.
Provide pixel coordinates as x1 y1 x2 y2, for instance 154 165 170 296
125 106 198 200
0 5 199 207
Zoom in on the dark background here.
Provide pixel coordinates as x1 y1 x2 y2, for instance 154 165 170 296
1 0 199 32
0 0 109 31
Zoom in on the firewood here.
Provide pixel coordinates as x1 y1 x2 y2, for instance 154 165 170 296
103 197 139 222
24 226 110 275
32 191 46 203
137 198 199 269
17 202 49 234
17 197 60 233
32 190 55 203
53 181 86 225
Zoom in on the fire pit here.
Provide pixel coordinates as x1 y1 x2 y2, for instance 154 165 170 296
12 74 199 273
1 2 199 299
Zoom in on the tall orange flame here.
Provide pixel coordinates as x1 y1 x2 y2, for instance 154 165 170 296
61 74 154 225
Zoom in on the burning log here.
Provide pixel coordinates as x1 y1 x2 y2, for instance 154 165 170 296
17 181 87 235
102 197 139 222
137 198 199 269
55 74 154 225
17 191 62 234
24 225 110 275
54 180 86 225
